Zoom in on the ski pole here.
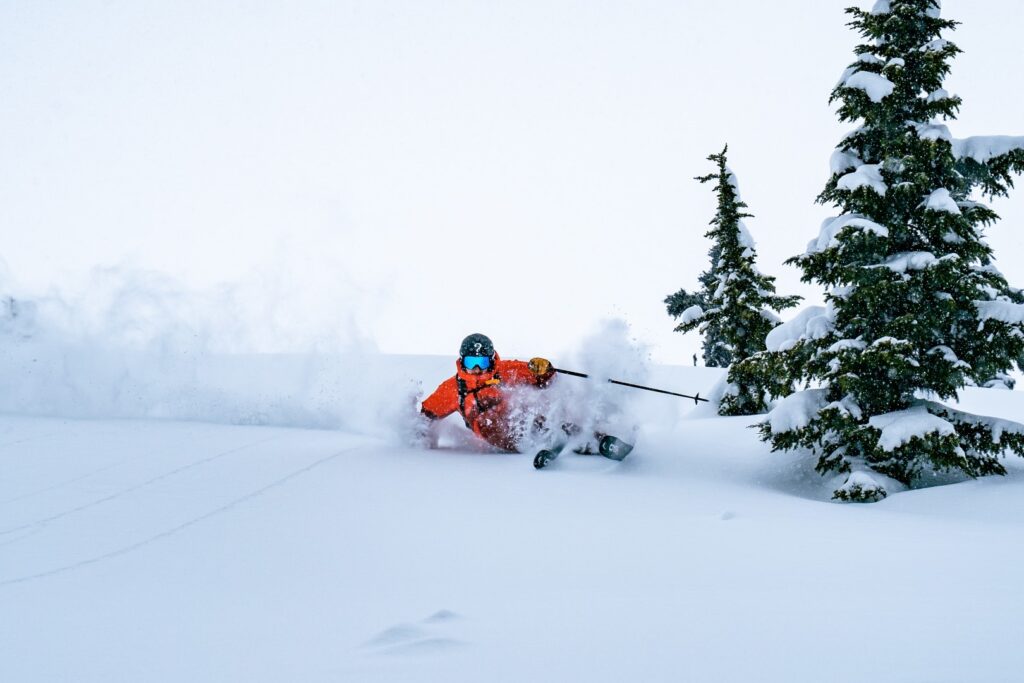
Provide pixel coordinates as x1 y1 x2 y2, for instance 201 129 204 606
552 368 709 404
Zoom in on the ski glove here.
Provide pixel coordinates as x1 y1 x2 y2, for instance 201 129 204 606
528 357 555 384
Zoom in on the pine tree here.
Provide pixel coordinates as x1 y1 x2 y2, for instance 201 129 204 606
761 0 1024 501
671 146 799 415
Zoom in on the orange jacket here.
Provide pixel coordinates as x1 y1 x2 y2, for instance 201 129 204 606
421 354 554 452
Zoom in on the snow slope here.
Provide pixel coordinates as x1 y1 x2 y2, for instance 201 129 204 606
2 360 1024 682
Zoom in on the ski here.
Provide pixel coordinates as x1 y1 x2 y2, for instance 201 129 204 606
597 435 634 461
533 445 563 469
533 434 634 469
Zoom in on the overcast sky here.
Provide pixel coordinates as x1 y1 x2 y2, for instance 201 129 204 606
2 0 1022 363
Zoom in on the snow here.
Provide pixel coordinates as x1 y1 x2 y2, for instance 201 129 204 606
952 135 1024 163
806 213 889 254
737 221 755 250
975 300 1024 325
836 163 887 195
924 188 961 214
928 345 971 370
767 389 828 434
868 405 956 451
878 251 940 273
920 38 950 52
725 165 743 201
870 0 891 15
926 88 951 103
842 71 895 103
3 356 1024 681
765 305 835 352
829 148 862 175
827 338 867 353
912 120 952 142
833 469 889 498
679 304 704 325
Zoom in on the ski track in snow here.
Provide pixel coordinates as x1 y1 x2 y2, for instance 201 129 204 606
0 455 132 506
0 444 363 587
0 435 282 536
0 430 64 452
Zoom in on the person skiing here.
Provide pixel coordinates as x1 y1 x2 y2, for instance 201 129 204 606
419 333 633 467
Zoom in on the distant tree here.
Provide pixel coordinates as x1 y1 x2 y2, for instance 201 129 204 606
760 0 1024 501
670 146 799 415
666 246 729 368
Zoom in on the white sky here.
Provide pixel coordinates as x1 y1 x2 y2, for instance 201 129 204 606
2 0 1022 364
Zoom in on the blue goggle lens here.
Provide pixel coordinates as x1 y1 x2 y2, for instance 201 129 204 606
463 355 492 371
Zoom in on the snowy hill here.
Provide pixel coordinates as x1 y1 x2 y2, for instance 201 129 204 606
3 358 1024 682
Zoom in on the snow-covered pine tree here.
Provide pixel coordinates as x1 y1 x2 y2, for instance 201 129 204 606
761 0 1024 501
672 146 799 415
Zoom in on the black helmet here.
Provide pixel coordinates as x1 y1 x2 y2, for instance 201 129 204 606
459 333 495 359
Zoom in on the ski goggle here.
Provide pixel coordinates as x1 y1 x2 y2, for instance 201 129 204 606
462 355 492 371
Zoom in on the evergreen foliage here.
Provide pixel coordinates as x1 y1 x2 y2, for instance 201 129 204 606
666 251 728 367
671 146 799 415
760 0 1024 501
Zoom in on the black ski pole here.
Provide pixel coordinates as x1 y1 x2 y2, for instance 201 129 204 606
552 368 709 405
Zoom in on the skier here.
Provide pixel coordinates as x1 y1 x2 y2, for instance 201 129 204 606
419 333 633 467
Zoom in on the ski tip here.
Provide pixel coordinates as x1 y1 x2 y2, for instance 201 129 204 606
598 436 634 461
533 450 555 469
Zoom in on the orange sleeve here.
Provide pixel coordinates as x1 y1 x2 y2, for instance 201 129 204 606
421 376 460 420
498 360 554 388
